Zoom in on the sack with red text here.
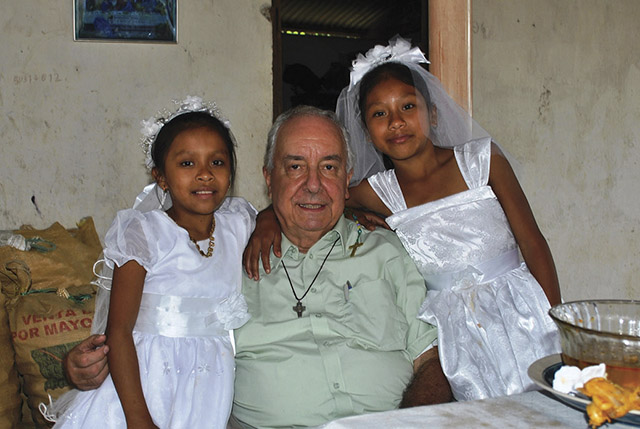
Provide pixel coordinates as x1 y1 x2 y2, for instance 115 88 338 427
0 290 22 428
0 218 101 427
5 284 95 427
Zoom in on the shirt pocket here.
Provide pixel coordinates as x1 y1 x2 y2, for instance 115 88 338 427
346 279 408 351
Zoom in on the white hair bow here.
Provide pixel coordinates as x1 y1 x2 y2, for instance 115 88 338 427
139 95 232 170
349 36 430 89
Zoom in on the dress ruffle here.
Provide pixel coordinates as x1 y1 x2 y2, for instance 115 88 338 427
418 265 559 400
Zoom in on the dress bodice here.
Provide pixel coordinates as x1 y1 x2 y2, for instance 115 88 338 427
96 196 257 335
368 141 516 280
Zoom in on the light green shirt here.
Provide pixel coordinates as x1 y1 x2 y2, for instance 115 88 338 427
233 217 437 428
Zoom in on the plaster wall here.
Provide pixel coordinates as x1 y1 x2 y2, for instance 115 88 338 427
3 1 638 303
473 0 640 301
0 1 272 238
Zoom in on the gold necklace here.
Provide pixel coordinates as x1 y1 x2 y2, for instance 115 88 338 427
190 218 215 258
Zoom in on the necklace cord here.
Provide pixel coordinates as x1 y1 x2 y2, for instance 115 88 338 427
282 237 340 303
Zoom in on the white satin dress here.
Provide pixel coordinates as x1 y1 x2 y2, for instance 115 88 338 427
368 140 560 401
53 197 256 428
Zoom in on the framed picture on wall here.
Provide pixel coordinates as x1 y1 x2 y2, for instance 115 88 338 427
74 0 177 42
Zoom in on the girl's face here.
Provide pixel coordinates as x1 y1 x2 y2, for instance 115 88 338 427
154 127 231 222
363 77 432 162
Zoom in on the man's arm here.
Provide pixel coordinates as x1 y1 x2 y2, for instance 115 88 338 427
64 334 110 390
400 346 453 408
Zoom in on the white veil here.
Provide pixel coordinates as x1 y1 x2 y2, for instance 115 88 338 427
336 36 494 186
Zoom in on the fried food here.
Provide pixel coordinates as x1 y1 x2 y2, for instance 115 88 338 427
578 377 640 428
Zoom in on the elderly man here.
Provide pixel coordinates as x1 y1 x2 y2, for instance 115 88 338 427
234 105 450 427
63 106 451 428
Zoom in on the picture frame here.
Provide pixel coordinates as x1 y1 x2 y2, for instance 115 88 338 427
74 0 177 43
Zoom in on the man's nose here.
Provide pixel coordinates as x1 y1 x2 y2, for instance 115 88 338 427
303 168 321 193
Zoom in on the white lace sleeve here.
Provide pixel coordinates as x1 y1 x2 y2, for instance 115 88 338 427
103 209 156 271
216 197 257 246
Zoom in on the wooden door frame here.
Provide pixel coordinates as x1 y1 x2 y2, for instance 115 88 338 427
429 0 472 114
271 0 472 117
271 0 283 120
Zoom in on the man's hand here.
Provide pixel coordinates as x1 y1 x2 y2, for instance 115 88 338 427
400 346 453 407
64 334 110 391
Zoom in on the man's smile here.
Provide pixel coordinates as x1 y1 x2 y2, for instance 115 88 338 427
298 203 325 209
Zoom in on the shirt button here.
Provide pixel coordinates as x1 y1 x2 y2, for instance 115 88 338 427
310 288 317 293
309 254 314 259
315 314 322 318
333 383 340 389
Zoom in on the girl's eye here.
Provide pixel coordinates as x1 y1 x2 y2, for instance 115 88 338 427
180 161 194 167
212 159 225 166
403 103 415 110
372 111 385 118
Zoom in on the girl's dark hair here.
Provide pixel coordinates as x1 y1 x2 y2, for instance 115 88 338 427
358 62 432 124
151 111 237 185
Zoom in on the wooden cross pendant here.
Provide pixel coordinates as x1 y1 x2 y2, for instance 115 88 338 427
349 241 363 257
293 301 306 318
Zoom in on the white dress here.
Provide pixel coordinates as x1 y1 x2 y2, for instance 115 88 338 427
53 197 256 428
368 140 560 401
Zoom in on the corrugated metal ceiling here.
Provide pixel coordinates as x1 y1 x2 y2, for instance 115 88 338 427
280 0 423 39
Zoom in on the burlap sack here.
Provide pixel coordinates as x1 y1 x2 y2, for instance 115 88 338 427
6 285 95 428
0 291 21 429
0 218 101 428
0 217 102 293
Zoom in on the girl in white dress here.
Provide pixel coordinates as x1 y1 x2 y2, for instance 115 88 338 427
337 37 560 401
244 37 561 402
47 97 256 428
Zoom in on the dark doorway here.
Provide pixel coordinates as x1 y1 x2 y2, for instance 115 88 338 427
272 0 428 119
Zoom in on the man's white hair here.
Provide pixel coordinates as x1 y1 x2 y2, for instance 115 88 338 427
264 105 354 173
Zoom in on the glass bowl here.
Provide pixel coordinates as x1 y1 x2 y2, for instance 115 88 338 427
549 299 640 389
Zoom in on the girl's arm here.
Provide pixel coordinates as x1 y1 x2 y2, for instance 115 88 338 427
489 150 562 306
106 260 158 429
346 179 391 216
344 180 390 230
242 204 282 280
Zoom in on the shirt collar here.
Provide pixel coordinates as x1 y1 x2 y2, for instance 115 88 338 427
275 216 351 264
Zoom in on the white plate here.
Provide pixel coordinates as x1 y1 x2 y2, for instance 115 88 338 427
528 354 640 426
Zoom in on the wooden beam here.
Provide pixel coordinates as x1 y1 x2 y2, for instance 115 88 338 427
272 0 283 120
428 0 472 114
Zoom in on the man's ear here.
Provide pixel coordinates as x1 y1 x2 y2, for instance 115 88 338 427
263 167 272 199
345 169 353 200
152 168 167 191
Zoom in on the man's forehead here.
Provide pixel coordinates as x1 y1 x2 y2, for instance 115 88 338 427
276 115 346 159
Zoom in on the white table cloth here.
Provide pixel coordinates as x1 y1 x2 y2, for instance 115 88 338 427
320 391 637 428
